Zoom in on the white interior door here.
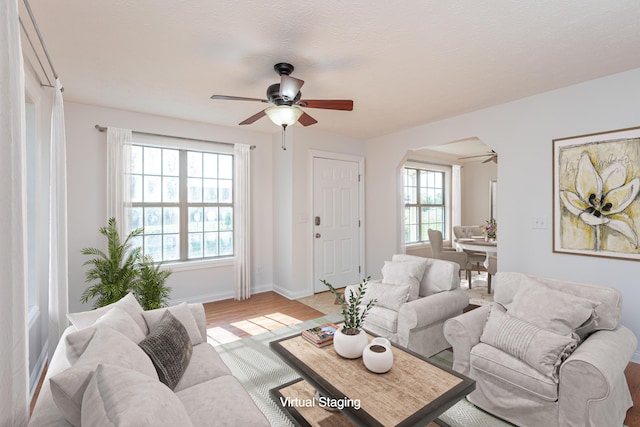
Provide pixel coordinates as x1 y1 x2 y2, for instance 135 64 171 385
313 157 361 292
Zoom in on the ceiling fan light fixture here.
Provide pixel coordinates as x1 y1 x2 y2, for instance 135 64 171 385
265 105 303 127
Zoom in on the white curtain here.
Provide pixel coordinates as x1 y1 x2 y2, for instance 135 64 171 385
0 0 30 424
398 165 407 254
452 165 462 228
106 127 132 235
48 78 69 362
234 144 251 300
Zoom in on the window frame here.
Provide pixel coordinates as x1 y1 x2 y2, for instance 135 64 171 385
403 163 451 244
128 139 235 264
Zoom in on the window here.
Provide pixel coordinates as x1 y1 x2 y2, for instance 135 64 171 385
127 144 234 262
404 166 448 243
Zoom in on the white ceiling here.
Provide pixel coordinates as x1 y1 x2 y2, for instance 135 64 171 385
22 0 640 140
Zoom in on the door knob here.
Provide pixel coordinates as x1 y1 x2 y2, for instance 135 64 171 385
315 233 321 238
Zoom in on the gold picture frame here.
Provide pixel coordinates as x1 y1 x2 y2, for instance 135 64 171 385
553 126 640 260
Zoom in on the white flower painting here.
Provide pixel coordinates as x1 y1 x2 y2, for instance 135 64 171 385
554 127 640 260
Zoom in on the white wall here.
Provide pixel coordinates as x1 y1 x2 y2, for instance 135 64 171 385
365 68 640 361
64 102 274 312
461 161 497 226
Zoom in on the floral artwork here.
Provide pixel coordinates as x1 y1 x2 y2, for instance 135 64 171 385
553 127 640 260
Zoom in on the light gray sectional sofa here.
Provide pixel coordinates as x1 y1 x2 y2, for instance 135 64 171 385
29 294 269 427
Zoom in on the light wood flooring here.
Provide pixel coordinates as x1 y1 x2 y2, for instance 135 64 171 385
30 291 640 426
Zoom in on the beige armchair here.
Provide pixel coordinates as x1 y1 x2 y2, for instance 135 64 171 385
346 255 469 358
444 272 636 427
487 255 497 294
453 225 485 275
428 229 472 284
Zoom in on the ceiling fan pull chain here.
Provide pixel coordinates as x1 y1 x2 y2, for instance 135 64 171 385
281 124 287 150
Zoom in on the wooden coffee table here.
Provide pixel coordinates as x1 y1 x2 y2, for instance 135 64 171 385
270 331 475 427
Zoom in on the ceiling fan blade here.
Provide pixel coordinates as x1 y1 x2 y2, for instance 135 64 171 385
279 75 304 101
298 112 318 126
239 110 266 125
298 99 354 111
211 95 268 103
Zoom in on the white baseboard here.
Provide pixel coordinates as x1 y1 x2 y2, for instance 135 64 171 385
168 283 277 305
271 284 311 300
30 339 48 400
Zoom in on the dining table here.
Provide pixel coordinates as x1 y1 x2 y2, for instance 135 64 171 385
455 236 497 268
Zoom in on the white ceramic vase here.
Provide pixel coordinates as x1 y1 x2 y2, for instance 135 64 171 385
363 337 394 373
333 327 368 359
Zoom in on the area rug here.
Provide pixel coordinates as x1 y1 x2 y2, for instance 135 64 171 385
214 315 514 426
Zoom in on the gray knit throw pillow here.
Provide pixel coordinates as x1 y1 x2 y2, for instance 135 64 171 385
138 310 193 390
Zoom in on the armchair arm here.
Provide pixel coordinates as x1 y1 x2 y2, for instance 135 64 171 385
398 289 469 331
435 250 468 267
559 326 637 426
443 304 492 375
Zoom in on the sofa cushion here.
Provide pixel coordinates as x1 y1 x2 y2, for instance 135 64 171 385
176 376 270 427
142 302 204 345
363 306 399 334
65 307 146 364
174 343 232 392
480 304 577 381
139 310 193 390
67 292 148 334
470 343 559 402
393 255 459 296
381 260 427 301
494 272 621 333
508 276 598 336
82 364 194 427
50 328 158 427
362 282 411 311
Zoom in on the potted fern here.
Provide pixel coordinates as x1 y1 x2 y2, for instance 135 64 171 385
322 277 376 358
81 217 172 310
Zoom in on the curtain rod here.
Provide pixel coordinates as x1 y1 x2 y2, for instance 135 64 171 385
20 0 62 90
94 125 255 149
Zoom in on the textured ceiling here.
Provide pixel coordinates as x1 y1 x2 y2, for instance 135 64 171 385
22 0 640 140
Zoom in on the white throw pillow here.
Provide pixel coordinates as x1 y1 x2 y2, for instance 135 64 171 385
65 307 146 364
50 328 158 427
362 283 411 311
142 302 204 345
82 364 194 427
381 260 427 301
67 292 148 334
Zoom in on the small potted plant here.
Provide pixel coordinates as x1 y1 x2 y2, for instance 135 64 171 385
483 218 497 242
322 277 376 358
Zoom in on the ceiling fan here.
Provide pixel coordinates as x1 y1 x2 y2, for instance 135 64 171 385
459 150 498 163
211 62 354 130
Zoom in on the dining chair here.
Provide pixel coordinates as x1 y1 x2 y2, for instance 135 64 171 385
427 229 472 285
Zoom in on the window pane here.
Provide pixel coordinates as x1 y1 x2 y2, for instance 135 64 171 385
189 207 204 232
219 207 233 231
188 233 203 258
219 231 233 255
144 235 162 260
188 177 202 202
130 235 143 251
163 207 180 233
405 169 417 186
128 207 143 230
131 175 142 203
219 155 233 179
187 152 202 177
203 179 217 203
433 189 443 204
131 146 143 174
219 179 232 203
163 149 179 176
405 187 417 204
144 207 162 234
143 147 162 175
203 153 218 178
204 232 218 257
163 234 179 261
204 207 219 231
163 177 179 203
144 176 162 202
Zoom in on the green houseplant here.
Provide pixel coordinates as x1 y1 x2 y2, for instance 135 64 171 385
322 277 376 358
81 217 172 310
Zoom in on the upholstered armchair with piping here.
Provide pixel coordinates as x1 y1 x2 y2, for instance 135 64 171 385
443 272 636 427
345 255 469 358
453 225 486 274
428 229 473 284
